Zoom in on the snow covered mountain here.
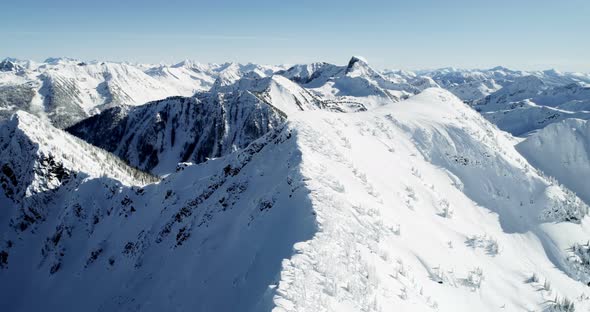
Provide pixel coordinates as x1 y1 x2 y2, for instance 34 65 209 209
418 66 525 103
279 56 422 111
0 58 287 128
420 66 590 104
3 55 588 136
0 58 187 128
474 79 590 135
144 60 287 97
66 74 325 174
2 88 590 311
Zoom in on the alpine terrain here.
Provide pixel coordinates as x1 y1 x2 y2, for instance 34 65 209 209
1 56 590 312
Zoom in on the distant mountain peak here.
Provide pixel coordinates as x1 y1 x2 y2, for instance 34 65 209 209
347 55 369 67
43 57 80 65
543 68 563 76
489 65 513 72
345 56 371 73
0 59 23 72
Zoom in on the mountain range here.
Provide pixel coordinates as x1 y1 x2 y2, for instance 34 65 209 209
1 56 590 312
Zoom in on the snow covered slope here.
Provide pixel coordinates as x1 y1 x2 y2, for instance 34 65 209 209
517 118 590 205
0 111 156 233
2 89 590 312
67 75 324 174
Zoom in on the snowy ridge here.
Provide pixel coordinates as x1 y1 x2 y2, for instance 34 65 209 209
273 89 590 311
2 89 590 311
0 58 287 128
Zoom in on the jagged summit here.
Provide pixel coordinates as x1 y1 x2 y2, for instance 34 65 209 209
279 57 421 111
346 55 369 69
0 60 23 72
344 55 380 78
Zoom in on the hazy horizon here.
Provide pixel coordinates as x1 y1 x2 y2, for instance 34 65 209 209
2 0 589 71
3 55 588 74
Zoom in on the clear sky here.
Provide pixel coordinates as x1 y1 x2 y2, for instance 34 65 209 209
1 0 589 71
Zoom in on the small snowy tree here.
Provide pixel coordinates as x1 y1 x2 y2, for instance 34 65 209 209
566 242 590 284
542 187 589 223
544 279 552 292
486 238 500 256
527 272 539 283
465 267 484 291
438 199 453 218
549 296 575 312
392 223 401 236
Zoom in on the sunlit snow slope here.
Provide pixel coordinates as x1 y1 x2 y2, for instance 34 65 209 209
517 118 590 205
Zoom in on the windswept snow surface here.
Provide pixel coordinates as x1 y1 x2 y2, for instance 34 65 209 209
517 118 590 205
2 89 590 311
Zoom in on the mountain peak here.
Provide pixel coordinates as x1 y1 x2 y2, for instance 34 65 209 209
43 57 80 65
345 56 379 78
346 55 369 69
543 68 563 76
0 59 23 72
171 59 209 72
489 65 513 72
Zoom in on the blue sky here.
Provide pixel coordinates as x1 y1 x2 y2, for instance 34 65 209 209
1 0 589 71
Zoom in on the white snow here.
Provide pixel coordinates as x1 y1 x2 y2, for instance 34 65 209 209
2 88 590 312
517 118 590 205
